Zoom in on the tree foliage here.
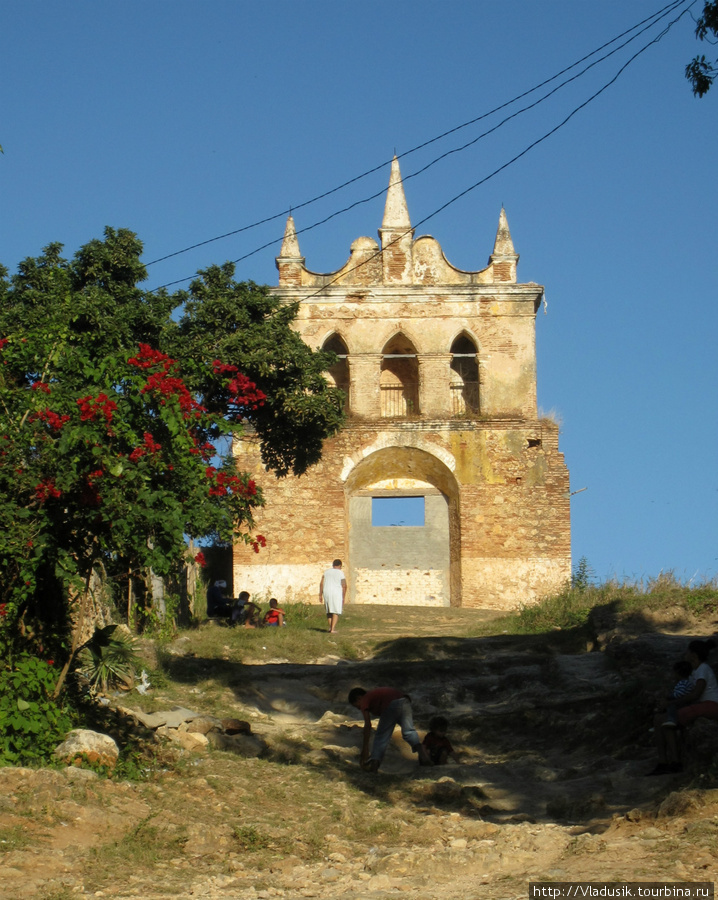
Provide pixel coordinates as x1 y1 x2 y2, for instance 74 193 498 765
0 229 342 680
686 1 718 96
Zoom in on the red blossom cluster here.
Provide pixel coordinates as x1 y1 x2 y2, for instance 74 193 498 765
142 370 202 415
35 479 62 502
30 407 70 431
194 551 207 567
212 360 266 411
250 534 267 554
127 344 173 370
31 381 51 394
205 466 257 498
0 338 8 351
129 432 163 462
0 603 7 617
128 344 205 417
77 392 118 425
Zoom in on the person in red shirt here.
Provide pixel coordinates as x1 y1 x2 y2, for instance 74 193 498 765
263 598 286 627
348 686 432 772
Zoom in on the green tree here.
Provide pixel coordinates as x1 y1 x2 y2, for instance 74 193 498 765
686 1 718 96
167 263 344 477
0 230 342 692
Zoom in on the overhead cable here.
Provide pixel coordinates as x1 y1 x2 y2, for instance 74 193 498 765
145 0 689 272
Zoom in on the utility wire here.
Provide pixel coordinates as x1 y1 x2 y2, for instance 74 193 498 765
291 0 695 304
145 0 689 272
151 0 691 292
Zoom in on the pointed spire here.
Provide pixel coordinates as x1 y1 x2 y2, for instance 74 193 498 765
491 207 517 259
279 214 302 258
382 155 411 230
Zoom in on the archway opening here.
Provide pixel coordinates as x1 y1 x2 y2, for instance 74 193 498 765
344 446 461 607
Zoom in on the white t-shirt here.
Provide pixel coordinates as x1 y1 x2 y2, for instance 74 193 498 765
322 567 346 609
693 662 718 704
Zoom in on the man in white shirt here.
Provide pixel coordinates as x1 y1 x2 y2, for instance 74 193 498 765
319 559 347 634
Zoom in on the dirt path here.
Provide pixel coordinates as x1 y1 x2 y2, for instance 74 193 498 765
2 607 718 899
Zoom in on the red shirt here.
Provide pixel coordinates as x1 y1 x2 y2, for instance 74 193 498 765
358 688 406 718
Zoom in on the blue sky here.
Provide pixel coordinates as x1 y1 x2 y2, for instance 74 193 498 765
2 1 716 585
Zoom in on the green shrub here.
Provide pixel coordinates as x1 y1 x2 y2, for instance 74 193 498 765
78 624 141 692
0 654 73 766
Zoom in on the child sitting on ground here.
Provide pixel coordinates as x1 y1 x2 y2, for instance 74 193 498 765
422 715 459 766
231 591 261 628
263 598 286 627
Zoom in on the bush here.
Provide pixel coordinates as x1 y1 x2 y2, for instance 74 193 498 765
0 655 73 766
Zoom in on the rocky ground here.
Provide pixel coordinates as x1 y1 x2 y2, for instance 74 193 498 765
2 604 718 899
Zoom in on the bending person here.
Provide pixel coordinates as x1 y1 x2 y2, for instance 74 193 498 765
348 686 432 773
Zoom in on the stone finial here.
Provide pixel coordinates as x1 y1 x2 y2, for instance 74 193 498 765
276 214 305 285
381 155 411 230
490 207 518 260
279 214 302 259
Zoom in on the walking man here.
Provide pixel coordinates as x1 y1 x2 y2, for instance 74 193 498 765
319 558 347 634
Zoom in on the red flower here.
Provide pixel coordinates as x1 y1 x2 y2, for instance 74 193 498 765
194 551 207 567
31 381 51 394
35 479 62 502
77 393 118 425
30 408 70 431
128 343 174 370
0 603 7 617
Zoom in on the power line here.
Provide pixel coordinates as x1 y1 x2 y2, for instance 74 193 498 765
292 0 695 304
145 0 689 274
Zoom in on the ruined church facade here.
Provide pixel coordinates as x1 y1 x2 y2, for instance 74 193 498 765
233 158 570 609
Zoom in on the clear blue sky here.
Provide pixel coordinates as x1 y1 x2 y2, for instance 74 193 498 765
2 1 716 585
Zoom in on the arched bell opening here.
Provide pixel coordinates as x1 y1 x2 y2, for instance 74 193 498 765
380 333 419 418
322 333 350 412
450 333 479 415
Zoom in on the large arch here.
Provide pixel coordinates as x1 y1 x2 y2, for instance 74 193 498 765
344 445 461 607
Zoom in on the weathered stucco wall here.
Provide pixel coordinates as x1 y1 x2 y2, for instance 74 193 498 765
234 420 570 610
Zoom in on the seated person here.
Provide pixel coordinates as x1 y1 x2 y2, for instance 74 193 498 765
422 715 459 765
263 598 286 627
231 591 261 628
649 638 718 775
206 580 232 618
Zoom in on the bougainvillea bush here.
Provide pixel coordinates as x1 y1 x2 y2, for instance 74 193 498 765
0 228 342 702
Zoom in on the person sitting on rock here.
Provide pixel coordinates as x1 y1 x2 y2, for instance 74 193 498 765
648 638 718 776
422 715 459 766
263 598 286 627
206 580 232 618
348 686 432 773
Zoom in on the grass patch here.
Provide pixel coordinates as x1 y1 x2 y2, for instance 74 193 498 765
0 823 32 852
485 574 718 638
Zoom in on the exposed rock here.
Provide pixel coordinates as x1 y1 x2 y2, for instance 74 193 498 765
206 731 268 757
171 730 210 752
119 705 201 729
221 718 253 735
53 729 119 769
187 716 223 734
